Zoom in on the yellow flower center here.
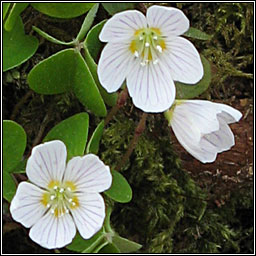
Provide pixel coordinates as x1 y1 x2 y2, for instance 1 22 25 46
41 180 79 218
129 27 166 66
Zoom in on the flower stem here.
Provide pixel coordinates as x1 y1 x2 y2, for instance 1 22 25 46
116 112 148 172
104 87 128 126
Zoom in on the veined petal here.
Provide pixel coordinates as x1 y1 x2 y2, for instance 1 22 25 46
201 117 235 154
29 211 76 249
99 10 147 42
98 42 135 93
147 5 189 36
162 37 203 84
26 140 67 189
171 118 218 163
127 60 175 113
214 102 243 124
71 193 105 239
174 100 221 134
63 154 112 193
10 182 47 228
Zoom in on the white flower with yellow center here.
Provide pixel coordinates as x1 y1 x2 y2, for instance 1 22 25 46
10 140 112 249
165 100 242 163
98 5 204 113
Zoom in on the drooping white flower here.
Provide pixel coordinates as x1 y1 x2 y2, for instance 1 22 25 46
98 5 203 113
165 100 242 163
10 140 112 249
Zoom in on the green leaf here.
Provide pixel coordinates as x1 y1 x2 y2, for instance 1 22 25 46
31 3 95 18
84 21 118 106
86 120 104 154
84 20 106 62
11 159 27 174
102 3 135 15
3 120 27 173
27 49 76 94
176 55 212 99
32 26 75 46
112 235 142 253
98 243 120 253
76 3 99 42
4 3 28 31
3 171 16 202
104 170 132 203
3 3 11 20
27 49 107 116
43 113 89 161
3 16 39 72
66 229 105 253
72 51 107 117
184 27 213 40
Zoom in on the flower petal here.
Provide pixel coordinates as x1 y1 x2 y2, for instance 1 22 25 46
10 182 47 228
29 211 76 249
26 140 67 189
171 118 218 163
162 37 203 84
63 154 112 193
71 193 105 239
215 102 242 124
126 60 175 112
147 5 189 36
201 117 235 153
174 100 221 135
171 100 241 163
98 42 135 93
99 10 147 42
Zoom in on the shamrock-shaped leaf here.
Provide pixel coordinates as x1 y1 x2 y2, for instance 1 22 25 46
27 49 107 116
86 120 104 154
43 113 89 161
3 120 27 173
104 170 132 203
31 3 95 18
4 3 28 31
3 16 38 72
102 3 135 15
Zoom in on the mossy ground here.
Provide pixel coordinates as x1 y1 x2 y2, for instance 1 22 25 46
3 3 253 253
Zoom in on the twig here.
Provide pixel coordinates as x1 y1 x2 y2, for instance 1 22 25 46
116 112 148 172
10 90 33 120
31 104 54 148
104 87 128 126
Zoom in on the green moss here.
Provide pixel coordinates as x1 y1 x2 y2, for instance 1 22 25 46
100 110 253 253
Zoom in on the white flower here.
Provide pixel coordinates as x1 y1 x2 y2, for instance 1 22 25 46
10 140 112 249
165 100 242 163
97 5 203 113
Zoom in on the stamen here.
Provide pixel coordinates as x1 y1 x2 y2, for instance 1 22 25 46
51 209 55 214
134 51 139 58
153 59 159 65
59 188 64 193
139 36 143 41
145 42 150 48
53 186 58 190
67 187 71 192
153 35 158 40
68 198 73 203
65 209 69 213
72 202 76 206
156 45 163 53
50 195 55 200
46 203 51 208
